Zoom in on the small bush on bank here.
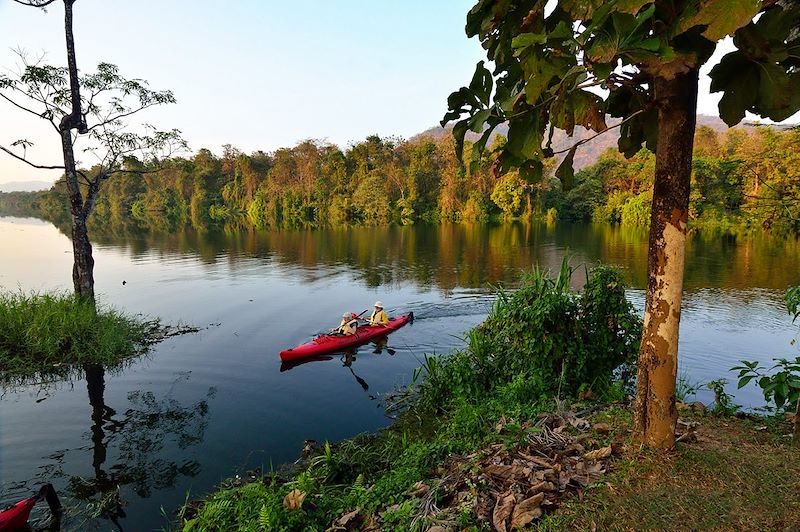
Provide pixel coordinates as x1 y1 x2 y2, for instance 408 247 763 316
0 291 163 381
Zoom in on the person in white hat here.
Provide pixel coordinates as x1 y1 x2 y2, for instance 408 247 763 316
336 312 359 336
367 301 388 327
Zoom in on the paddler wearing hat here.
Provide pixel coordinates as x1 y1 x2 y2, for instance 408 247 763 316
367 301 389 327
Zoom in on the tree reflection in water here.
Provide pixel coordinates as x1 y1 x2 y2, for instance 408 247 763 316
62 365 215 531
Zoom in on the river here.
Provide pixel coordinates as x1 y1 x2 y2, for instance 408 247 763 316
1 216 798 530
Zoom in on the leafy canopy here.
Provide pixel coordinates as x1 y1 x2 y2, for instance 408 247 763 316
443 0 800 188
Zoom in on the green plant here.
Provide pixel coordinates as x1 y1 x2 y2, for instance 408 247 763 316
731 358 800 414
0 290 164 383
705 379 740 416
676 370 701 402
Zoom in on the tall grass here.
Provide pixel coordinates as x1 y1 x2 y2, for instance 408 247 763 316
0 291 162 381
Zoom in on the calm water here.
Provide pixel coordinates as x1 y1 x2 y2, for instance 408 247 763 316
1 216 798 530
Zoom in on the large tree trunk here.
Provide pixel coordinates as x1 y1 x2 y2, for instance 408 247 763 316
633 69 699 450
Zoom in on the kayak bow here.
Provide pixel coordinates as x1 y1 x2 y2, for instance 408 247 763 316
280 312 413 362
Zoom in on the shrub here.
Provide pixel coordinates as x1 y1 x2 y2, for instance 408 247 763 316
416 257 642 412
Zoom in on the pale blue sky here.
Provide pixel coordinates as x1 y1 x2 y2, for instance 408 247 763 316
0 1 792 184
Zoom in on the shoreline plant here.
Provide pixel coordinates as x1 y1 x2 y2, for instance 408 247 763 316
0 290 165 384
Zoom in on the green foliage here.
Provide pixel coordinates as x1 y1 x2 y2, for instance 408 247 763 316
732 358 800 412
0 291 163 382
416 257 642 411
733 286 800 414
620 191 652 227
5 124 800 237
706 379 740 416
490 173 525 219
183 258 641 531
443 0 800 195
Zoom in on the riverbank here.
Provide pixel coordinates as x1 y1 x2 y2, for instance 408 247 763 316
179 264 799 530
180 401 799 531
0 291 166 383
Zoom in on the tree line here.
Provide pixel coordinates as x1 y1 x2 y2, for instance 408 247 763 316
2 125 798 237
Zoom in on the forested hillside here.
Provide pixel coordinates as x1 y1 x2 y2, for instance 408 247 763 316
1 122 798 236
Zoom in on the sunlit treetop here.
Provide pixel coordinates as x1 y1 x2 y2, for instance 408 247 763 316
443 0 800 187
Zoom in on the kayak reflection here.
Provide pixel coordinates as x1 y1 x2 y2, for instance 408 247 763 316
279 338 399 393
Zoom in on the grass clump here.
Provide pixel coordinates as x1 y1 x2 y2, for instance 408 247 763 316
0 290 163 381
181 258 644 531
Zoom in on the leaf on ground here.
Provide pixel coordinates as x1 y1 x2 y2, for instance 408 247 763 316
583 445 612 461
332 508 359 528
282 489 306 511
485 463 532 480
568 416 590 430
592 423 611 434
531 480 556 492
510 492 545 528
405 481 429 497
492 491 516 532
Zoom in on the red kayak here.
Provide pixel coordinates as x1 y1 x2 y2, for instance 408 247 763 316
0 484 61 531
280 313 413 362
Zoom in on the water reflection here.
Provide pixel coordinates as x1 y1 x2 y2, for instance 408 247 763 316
40 220 800 293
7 367 215 531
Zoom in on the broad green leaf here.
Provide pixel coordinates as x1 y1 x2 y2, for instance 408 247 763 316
753 63 794 122
469 61 493 106
555 145 577 190
512 32 547 49
452 119 470 161
548 21 573 41
570 90 607 132
737 375 754 389
506 114 543 160
673 0 760 41
468 109 492 133
469 123 497 172
592 62 614 80
521 55 561 104
614 0 653 15
638 37 661 52
709 51 759 126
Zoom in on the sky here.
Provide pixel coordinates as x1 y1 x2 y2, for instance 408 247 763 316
0 1 794 185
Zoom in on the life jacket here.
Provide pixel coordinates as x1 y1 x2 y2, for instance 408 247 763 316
369 309 388 326
339 318 358 335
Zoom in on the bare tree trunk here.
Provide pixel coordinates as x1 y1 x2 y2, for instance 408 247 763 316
633 69 699 450
59 0 94 301
794 395 799 446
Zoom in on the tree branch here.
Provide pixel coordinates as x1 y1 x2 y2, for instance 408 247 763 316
0 145 64 170
12 0 59 6
0 93 58 131
552 109 646 156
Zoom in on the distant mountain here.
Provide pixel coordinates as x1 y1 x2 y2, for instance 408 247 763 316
412 115 785 171
0 180 53 192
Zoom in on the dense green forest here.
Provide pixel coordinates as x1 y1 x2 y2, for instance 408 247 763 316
1 125 799 236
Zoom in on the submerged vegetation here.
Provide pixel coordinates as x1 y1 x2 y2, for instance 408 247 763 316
2 125 799 238
181 260 644 530
0 291 164 382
